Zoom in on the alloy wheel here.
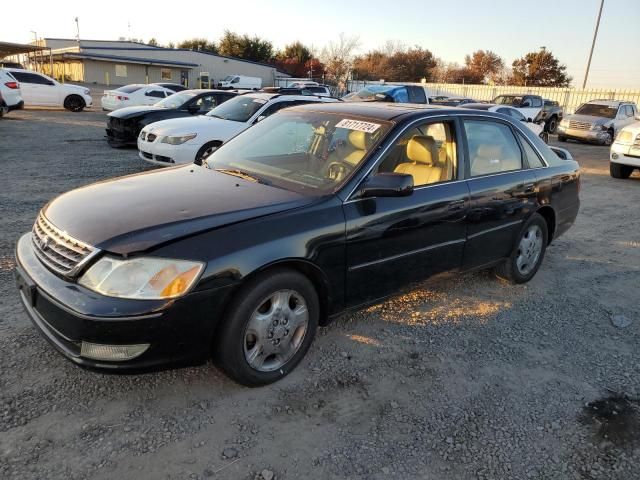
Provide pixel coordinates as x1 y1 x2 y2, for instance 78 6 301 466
243 289 309 372
515 225 543 276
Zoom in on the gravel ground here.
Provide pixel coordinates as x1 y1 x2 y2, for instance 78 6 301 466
0 107 639 480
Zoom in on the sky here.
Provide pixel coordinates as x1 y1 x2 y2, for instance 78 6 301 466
4 0 639 88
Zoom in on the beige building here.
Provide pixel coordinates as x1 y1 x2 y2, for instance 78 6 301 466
38 38 287 88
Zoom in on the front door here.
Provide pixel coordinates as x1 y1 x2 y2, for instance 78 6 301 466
461 118 539 269
344 118 469 307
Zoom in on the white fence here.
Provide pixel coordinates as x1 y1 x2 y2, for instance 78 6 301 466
346 80 640 114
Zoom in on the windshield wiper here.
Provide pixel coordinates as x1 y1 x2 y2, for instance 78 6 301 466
213 168 270 185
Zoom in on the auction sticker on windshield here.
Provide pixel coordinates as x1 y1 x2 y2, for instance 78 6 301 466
336 119 381 133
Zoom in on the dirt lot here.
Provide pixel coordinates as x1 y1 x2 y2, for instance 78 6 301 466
0 107 639 480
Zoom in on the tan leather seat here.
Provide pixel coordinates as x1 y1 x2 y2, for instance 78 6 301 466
394 135 443 185
328 130 367 166
471 144 503 175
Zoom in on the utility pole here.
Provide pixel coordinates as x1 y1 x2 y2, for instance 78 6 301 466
583 0 604 89
75 17 80 43
30 31 38 71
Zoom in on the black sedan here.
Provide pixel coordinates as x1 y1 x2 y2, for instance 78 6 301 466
105 89 237 147
15 103 580 386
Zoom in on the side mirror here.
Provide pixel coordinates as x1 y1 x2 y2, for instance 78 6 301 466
527 118 533 122
359 173 414 198
187 104 200 114
47 80 55 86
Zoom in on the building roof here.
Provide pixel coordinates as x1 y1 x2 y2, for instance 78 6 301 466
44 38 290 75
53 51 198 68
0 41 49 58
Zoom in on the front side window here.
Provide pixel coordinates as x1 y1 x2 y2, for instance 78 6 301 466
206 95 268 122
193 94 218 112
377 121 457 186
205 111 392 195
464 120 522 176
494 96 522 106
530 97 543 108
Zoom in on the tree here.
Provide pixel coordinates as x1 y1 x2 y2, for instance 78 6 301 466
167 41 175 49
320 33 360 87
352 50 388 80
279 41 312 65
464 50 504 84
511 48 572 87
147 38 159 47
353 45 436 82
177 38 217 54
218 30 274 63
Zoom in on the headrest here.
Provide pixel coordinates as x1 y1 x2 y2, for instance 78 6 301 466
348 130 367 150
477 144 502 159
406 135 436 165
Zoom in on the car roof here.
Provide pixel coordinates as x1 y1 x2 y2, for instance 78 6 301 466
460 103 495 110
284 101 466 121
585 99 630 106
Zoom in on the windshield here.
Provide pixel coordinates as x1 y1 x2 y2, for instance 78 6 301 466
116 85 143 94
206 95 268 122
575 103 617 118
346 85 396 101
493 96 523 106
222 75 236 82
205 110 392 195
154 91 196 109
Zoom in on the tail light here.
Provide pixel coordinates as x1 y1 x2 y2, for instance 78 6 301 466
4 81 19 89
116 95 129 101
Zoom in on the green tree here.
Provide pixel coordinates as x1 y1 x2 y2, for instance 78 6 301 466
177 38 217 53
511 48 572 87
218 30 274 63
147 38 159 47
279 41 312 64
353 46 436 82
464 50 504 84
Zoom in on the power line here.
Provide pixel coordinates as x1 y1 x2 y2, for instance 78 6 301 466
583 0 605 89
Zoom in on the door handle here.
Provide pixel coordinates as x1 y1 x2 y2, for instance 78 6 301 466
523 183 536 194
448 200 465 211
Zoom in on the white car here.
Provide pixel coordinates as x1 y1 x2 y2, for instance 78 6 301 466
138 92 338 166
610 121 640 179
101 84 175 111
0 69 24 114
217 75 262 90
461 103 548 142
5 68 92 111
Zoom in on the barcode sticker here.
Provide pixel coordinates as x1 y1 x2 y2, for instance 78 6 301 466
336 119 381 133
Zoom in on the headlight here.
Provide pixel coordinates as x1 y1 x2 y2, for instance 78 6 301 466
161 133 197 145
79 256 204 300
591 124 607 131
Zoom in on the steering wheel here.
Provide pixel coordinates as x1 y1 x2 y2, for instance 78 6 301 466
326 160 354 182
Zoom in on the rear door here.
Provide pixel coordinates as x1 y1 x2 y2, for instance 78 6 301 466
343 116 470 306
461 118 539 269
10 71 54 105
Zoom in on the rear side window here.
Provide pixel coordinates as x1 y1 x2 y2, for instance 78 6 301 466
117 85 142 94
146 90 166 98
407 86 427 103
464 120 523 177
11 72 51 85
517 132 545 168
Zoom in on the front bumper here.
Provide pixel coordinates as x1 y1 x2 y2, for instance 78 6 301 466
15 233 234 372
557 126 610 143
610 142 640 167
137 135 200 166
106 120 138 147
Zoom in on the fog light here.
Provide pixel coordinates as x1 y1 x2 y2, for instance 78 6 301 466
80 342 150 361
611 153 619 160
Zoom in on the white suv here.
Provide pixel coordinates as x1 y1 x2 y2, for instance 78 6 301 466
138 92 338 166
5 68 92 112
0 69 24 115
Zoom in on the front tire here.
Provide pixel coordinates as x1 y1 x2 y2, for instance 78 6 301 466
494 213 548 284
63 95 85 112
601 130 613 146
546 116 558 134
214 268 319 386
610 162 633 179
194 141 221 165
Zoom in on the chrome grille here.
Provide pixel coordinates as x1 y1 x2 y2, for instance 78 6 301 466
31 213 97 277
569 120 591 131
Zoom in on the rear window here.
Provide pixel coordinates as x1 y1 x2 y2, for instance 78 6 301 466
116 85 143 94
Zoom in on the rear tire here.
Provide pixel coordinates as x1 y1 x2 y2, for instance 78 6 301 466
214 268 319 386
63 94 85 112
601 130 613 146
610 162 633 179
494 213 548 284
194 141 221 165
